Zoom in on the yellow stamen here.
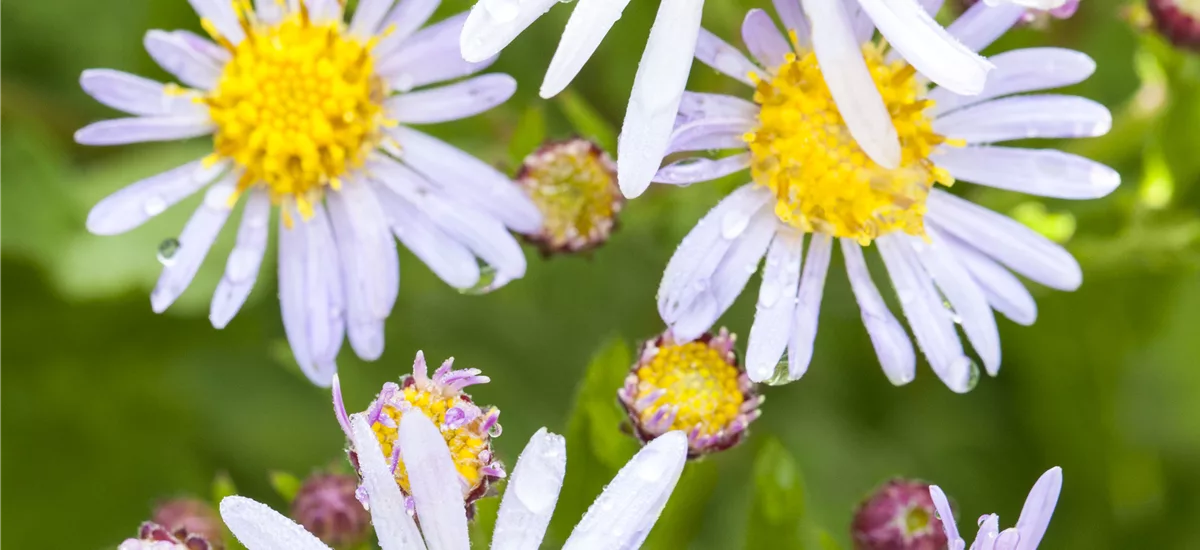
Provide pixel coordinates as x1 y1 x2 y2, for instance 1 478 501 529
205 10 387 219
746 45 954 245
634 341 745 438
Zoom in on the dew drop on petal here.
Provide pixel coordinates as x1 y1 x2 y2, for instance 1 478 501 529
144 196 168 216
488 422 503 438
459 263 499 295
764 360 792 386
721 210 750 239
157 238 181 266
483 0 520 22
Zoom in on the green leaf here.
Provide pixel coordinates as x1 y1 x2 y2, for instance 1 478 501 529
547 337 641 543
556 91 618 154
508 105 548 168
268 470 303 503
746 438 806 550
642 459 720 549
212 471 238 506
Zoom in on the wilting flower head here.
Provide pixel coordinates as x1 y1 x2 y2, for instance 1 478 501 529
1148 0 1200 50
515 138 623 255
119 521 217 550
219 412 689 549
852 479 947 550
619 329 762 457
929 467 1063 549
149 498 224 548
291 473 371 548
332 352 504 515
649 3 1118 392
75 0 539 386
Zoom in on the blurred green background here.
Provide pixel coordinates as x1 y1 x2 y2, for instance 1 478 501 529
3 0 1200 548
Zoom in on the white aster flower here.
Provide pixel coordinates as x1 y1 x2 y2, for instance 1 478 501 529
219 412 688 550
929 466 1063 549
650 3 1119 391
76 0 540 386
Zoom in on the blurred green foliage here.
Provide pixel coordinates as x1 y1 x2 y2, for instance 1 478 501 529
3 0 1200 549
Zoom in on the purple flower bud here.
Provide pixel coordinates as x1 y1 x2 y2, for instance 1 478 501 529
291 473 371 549
515 138 624 256
151 498 224 548
852 479 948 550
1148 0 1200 51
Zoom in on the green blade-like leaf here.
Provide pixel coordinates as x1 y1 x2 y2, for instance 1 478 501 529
508 105 548 168
746 438 806 550
642 459 720 549
557 91 618 154
268 470 303 503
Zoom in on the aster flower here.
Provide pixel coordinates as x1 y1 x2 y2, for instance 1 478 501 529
219 411 689 549
852 479 946 550
76 0 540 386
331 352 505 515
929 467 1063 549
515 138 624 255
649 3 1119 391
618 328 763 457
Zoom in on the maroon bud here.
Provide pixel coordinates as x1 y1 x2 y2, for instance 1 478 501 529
852 479 947 550
151 498 224 547
1148 0 1200 51
291 473 371 548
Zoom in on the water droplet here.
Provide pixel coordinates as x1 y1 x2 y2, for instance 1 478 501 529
977 515 989 526
488 422 503 438
743 262 758 274
954 356 981 392
483 0 520 21
459 263 499 295
721 210 750 239
764 360 793 386
204 184 235 210
227 247 260 281
157 238 181 266
144 196 168 216
393 73 415 93
896 289 915 305
758 280 781 308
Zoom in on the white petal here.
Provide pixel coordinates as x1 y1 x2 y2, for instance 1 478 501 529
934 95 1111 144
305 0 343 23
945 1 1026 52
664 117 755 155
841 238 915 385
368 179 482 289
278 202 346 387
842 0 876 42
351 0 395 38
75 116 214 146
658 185 772 324
929 48 1097 116
460 0 559 63
746 229 803 382
944 236 1037 325
911 229 1001 376
1014 467 1063 550
326 182 399 361
144 30 224 90
858 0 991 95
921 0 946 14
929 485 963 547
995 529 1021 550
934 145 1119 200
1004 0 1068 8
398 412 471 550
676 91 759 126
741 9 792 70
219 496 330 550
562 431 688 550
672 206 776 341
785 232 831 380
86 157 229 235
694 27 759 86
614 0 704 198
80 69 207 117
376 0 443 52
211 189 271 329
540 0 636 98
802 0 900 169
151 176 237 313
186 0 245 43
772 0 810 47
491 428 567 550
378 14 497 90
386 74 516 124
174 30 232 64
876 233 973 392
350 415 429 550
255 0 287 24
926 189 1082 290
973 514 1000 550
386 126 542 234
653 153 751 185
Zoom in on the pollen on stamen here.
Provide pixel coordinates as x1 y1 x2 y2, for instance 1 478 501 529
747 44 955 245
204 6 388 219
618 329 763 458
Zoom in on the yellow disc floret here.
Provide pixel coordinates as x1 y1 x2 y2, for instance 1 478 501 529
745 43 957 244
205 7 388 219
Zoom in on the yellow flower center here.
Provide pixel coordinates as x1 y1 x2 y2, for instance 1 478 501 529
744 43 957 245
205 7 388 219
370 385 495 497
634 341 745 438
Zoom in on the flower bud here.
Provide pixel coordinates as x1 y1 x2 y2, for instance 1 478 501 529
291 473 371 548
852 479 948 550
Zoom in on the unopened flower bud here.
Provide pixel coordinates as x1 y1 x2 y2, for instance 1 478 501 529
515 138 623 255
852 479 948 550
291 473 371 548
